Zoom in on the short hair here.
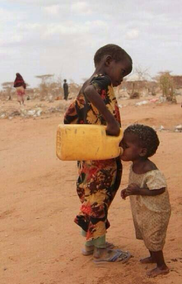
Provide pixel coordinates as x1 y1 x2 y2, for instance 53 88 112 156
94 44 132 67
124 124 160 158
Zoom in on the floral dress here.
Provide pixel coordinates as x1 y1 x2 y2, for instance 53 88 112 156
64 74 122 241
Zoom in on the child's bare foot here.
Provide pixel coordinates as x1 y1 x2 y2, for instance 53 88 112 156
140 256 156 264
147 266 169 278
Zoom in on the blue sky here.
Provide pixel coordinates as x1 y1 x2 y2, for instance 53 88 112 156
0 0 181 88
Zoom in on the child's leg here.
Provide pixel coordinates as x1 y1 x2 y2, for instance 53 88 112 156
147 250 169 278
82 233 114 256
18 97 21 105
93 235 106 258
93 236 131 263
81 230 94 255
82 230 94 247
81 231 130 262
93 236 119 260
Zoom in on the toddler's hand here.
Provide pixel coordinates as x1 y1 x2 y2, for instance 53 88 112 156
126 183 140 195
121 189 127 199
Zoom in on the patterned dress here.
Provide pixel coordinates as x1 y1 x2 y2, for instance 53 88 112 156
64 74 122 241
129 168 171 251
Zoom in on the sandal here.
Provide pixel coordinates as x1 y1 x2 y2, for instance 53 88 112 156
93 249 131 263
82 242 114 256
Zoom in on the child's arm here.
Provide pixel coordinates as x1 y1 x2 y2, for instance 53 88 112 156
84 85 120 136
121 183 165 199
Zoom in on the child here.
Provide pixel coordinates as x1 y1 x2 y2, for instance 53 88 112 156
120 124 171 277
14 73 26 105
64 44 132 262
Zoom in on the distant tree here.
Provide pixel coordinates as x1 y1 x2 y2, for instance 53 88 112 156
56 76 63 96
134 66 151 81
35 74 65 100
130 65 151 98
155 71 176 102
35 74 54 83
69 79 81 98
35 74 54 100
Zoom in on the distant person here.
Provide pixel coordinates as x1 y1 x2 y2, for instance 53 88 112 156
63 79 69 100
121 124 171 278
14 73 26 105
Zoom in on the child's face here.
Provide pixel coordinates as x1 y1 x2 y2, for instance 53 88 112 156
106 58 132 87
120 133 143 162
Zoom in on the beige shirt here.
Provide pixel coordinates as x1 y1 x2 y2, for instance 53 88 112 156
129 168 171 214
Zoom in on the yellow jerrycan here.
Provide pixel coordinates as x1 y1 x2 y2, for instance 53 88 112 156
56 124 123 161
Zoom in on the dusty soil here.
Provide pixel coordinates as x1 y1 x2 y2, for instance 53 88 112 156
0 98 182 284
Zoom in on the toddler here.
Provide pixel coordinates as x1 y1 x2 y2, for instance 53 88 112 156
121 124 171 277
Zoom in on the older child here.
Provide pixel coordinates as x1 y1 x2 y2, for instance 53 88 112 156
64 44 132 262
120 124 171 277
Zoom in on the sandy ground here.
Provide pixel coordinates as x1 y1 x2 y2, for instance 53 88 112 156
0 98 182 284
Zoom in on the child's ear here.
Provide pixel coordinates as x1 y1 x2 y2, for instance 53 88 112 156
105 55 112 66
139 148 147 157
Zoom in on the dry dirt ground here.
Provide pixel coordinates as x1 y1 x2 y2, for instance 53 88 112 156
0 98 182 284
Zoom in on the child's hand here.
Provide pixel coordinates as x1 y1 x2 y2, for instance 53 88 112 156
121 188 127 199
121 184 141 199
125 183 141 195
106 121 120 136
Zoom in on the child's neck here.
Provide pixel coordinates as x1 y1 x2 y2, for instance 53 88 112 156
132 158 157 174
94 63 107 76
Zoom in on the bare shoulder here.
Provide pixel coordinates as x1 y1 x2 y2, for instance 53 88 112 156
144 160 158 173
81 77 94 94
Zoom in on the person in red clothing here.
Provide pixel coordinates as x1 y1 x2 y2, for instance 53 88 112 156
14 73 26 105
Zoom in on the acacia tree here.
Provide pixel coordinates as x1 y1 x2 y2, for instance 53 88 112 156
53 76 63 97
35 74 54 100
68 79 81 98
156 71 175 102
35 74 65 100
129 66 151 98
134 66 150 81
